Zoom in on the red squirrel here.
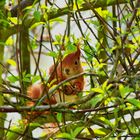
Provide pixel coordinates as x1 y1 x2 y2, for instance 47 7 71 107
27 44 84 106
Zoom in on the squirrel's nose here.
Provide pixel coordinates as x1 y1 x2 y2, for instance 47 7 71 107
65 68 70 75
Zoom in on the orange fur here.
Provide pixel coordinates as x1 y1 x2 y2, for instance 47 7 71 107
27 44 84 106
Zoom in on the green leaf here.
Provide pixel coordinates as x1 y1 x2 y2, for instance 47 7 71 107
8 75 19 83
95 8 110 19
0 19 9 27
127 98 140 108
133 137 140 140
22 72 31 83
6 126 24 140
132 35 140 44
67 44 77 52
98 117 113 128
30 22 45 30
57 113 62 123
57 133 72 140
84 45 94 61
90 94 103 107
22 77 31 83
114 108 121 126
91 87 104 94
50 17 64 23
47 51 58 58
6 37 14 46
55 34 62 43
30 38 38 50
34 11 41 22
64 43 77 56
107 0 113 5
8 17 18 24
7 59 16 67
102 80 108 91
0 41 6 46
89 19 100 28
0 0 5 8
94 129 106 136
32 75 41 83
30 122 41 128
72 127 84 138
119 84 133 98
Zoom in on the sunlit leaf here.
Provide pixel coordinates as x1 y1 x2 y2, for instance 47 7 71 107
8 17 18 24
102 80 108 91
6 37 14 46
7 59 16 67
6 126 24 140
106 83 113 91
65 43 77 55
132 35 140 44
34 11 41 22
29 122 41 128
32 75 41 83
47 51 58 58
124 103 135 111
21 73 32 83
88 19 100 30
72 127 84 138
40 4 47 10
23 5 33 11
43 12 48 21
57 133 72 139
98 117 113 128
127 98 140 109
8 75 19 83
95 8 110 19
94 129 106 136
22 77 31 83
57 113 62 123
84 45 94 61
90 94 103 107
30 22 45 30
91 87 104 94
30 38 38 50
50 17 64 23
73 1 85 11
119 84 133 98
126 43 137 53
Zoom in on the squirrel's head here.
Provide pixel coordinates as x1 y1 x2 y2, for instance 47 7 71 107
60 44 83 78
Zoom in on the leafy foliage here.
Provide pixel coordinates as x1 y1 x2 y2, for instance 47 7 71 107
0 0 140 139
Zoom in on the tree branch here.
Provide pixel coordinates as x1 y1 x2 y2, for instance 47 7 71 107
0 87 98 113
122 0 140 43
10 0 135 18
0 102 117 113
37 72 99 105
4 0 135 39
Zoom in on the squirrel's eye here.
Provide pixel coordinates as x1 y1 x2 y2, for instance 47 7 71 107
75 60 78 65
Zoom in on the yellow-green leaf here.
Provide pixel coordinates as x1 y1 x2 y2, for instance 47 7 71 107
7 59 16 67
127 98 140 109
91 87 104 94
6 37 14 46
94 129 106 136
8 17 18 24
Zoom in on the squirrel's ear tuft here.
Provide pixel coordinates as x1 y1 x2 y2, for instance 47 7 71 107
75 43 81 56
